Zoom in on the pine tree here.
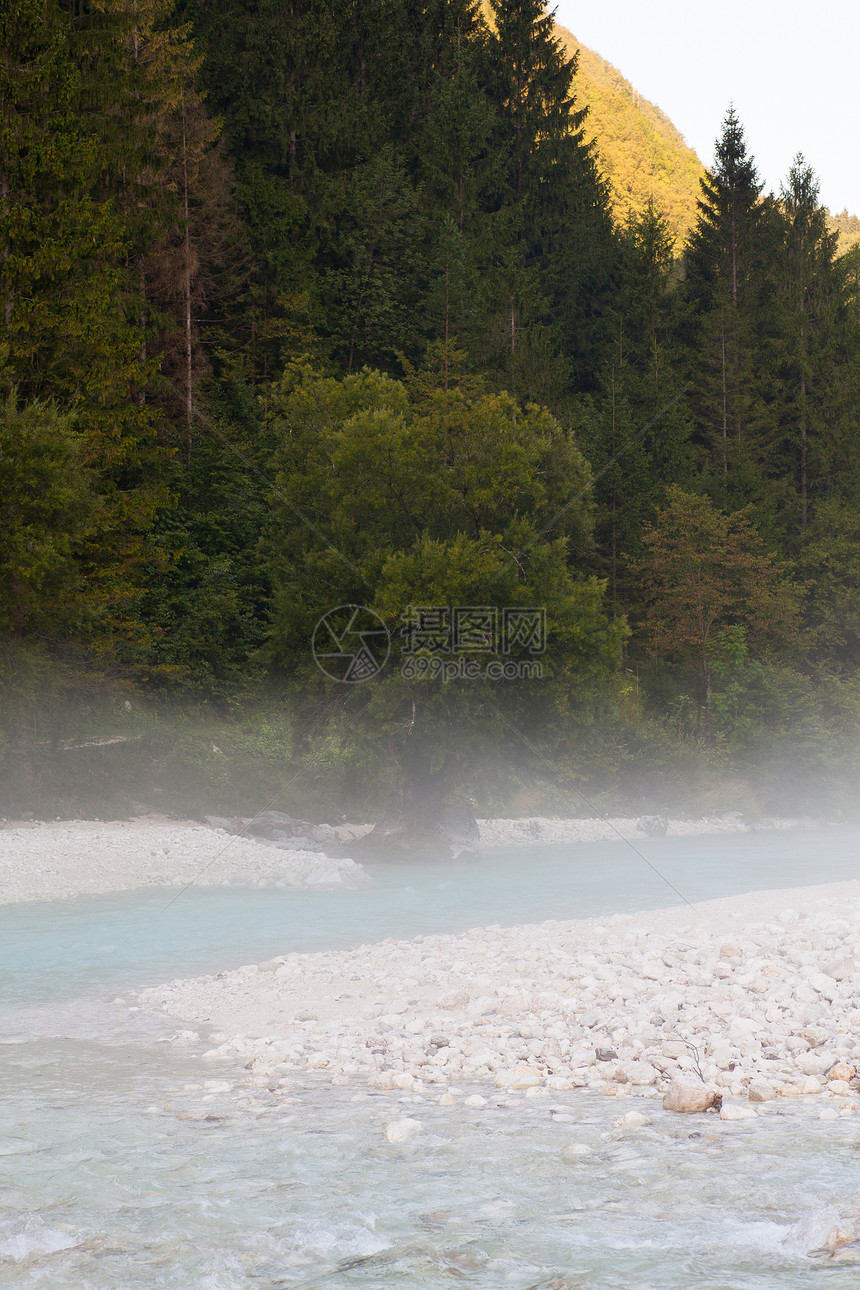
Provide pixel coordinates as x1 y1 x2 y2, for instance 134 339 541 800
578 204 694 607
682 108 779 491
774 156 848 534
0 0 174 634
480 0 618 399
411 1 495 371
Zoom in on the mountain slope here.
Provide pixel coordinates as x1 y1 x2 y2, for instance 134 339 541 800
553 22 705 244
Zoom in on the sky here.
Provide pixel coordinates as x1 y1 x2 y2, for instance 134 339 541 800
552 0 860 215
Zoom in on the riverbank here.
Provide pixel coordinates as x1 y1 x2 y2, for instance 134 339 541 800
140 878 860 1118
474 812 815 847
0 819 369 902
0 812 820 904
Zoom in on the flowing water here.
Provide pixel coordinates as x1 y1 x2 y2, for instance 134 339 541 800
2 824 860 1287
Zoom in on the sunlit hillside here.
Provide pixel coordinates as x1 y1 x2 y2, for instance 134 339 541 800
553 21 705 244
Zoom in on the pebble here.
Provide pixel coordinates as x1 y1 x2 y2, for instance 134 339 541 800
140 879 860 1119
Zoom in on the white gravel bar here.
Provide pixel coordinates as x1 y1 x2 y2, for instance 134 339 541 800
0 819 368 902
140 880 860 1116
475 813 816 847
0 813 816 904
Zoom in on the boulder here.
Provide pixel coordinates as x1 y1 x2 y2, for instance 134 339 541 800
638 815 668 836
384 1118 423 1144
662 1078 717 1113
720 1104 757 1121
747 1079 776 1102
494 1066 543 1090
614 1110 650 1129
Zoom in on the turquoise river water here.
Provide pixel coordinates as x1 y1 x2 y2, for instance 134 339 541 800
2 824 860 1288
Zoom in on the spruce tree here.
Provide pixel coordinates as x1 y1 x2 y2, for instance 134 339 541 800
481 0 617 400
682 108 779 493
774 156 849 534
578 204 694 608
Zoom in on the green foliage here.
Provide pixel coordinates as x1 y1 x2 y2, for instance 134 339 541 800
0 390 96 636
3 1 860 817
263 363 625 797
552 23 704 243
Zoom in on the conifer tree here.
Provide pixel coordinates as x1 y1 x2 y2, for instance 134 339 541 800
774 156 849 533
682 108 779 491
578 204 693 607
0 0 173 635
481 0 617 399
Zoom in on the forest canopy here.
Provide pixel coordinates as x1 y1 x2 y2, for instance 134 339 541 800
2 0 859 820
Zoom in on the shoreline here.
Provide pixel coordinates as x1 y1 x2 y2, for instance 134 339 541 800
0 818 369 904
139 877 860 1120
0 811 823 905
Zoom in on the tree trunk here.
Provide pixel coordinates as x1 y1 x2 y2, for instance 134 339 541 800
181 100 193 457
354 742 477 860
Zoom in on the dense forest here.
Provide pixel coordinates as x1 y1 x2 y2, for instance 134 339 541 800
2 0 860 822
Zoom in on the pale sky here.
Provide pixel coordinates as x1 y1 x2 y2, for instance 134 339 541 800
553 0 860 215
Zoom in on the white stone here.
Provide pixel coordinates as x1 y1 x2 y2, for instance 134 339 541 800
494 1066 542 1090
438 990 469 1010
720 1104 757 1121
464 1094 487 1108
828 1079 854 1097
384 1118 423 1144
808 973 839 1001
614 1110 650 1129
747 1080 776 1103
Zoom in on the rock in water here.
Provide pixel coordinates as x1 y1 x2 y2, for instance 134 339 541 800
614 1110 650 1129
747 1079 776 1102
662 1078 716 1113
720 1104 757 1121
384 1118 423 1144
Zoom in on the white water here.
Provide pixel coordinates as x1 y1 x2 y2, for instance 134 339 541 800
2 825 859 1287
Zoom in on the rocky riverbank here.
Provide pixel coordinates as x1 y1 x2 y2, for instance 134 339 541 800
0 812 819 904
474 812 815 848
0 819 369 903
139 879 860 1119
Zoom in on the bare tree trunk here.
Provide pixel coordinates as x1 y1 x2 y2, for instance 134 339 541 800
721 326 728 473
800 366 808 529
181 100 193 458
610 365 617 606
1 168 11 326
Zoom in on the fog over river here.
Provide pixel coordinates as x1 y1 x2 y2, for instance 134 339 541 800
2 824 860 1287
